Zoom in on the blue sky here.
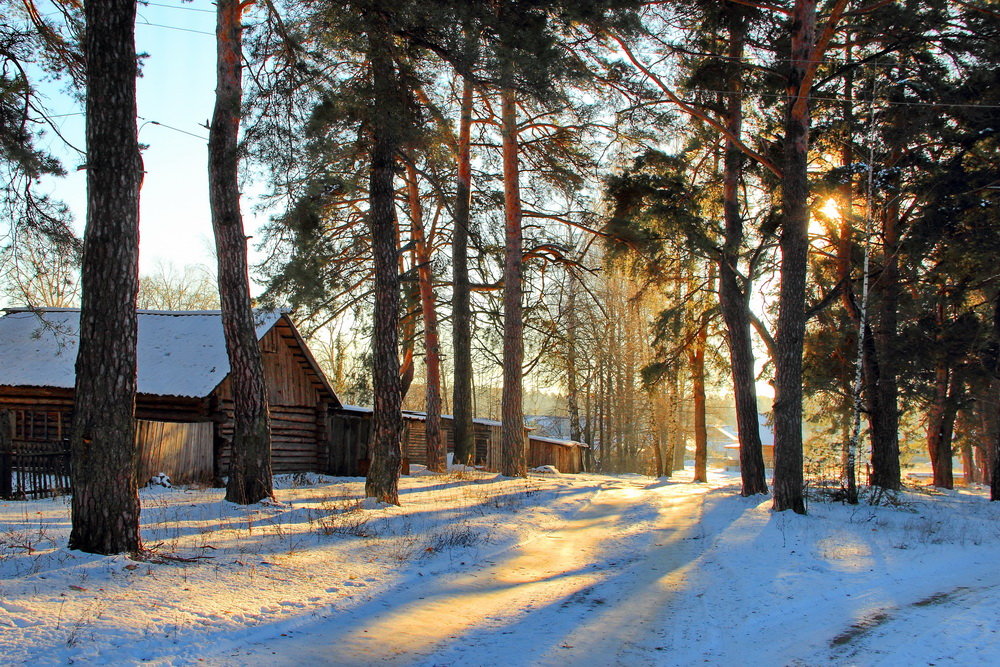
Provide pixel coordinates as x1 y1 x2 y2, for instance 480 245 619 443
37 0 266 280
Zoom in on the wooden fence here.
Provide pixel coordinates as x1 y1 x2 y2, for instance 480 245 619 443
1 409 71 500
1 410 214 499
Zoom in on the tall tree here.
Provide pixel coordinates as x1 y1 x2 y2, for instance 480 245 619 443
451 74 476 466
771 0 847 513
404 160 445 473
364 12 405 503
209 0 273 505
69 0 142 554
771 0 817 515
499 74 527 478
607 2 773 495
716 2 768 496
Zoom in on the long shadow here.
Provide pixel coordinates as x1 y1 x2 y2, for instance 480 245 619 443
2 476 745 665
175 481 746 666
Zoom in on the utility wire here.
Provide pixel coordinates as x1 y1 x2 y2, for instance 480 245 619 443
140 1 216 13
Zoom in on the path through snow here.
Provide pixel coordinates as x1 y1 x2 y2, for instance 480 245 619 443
4 471 1000 665
208 478 715 666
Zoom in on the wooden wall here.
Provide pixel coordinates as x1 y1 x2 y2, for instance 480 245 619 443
327 411 371 476
528 437 586 473
214 322 329 474
401 415 499 467
136 420 213 484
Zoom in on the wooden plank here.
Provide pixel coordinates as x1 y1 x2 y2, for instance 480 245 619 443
136 420 213 485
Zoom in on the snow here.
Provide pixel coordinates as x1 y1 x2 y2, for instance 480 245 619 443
0 309 282 398
527 435 588 448
2 470 1000 665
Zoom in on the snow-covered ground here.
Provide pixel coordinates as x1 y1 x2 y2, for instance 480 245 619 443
2 468 999 666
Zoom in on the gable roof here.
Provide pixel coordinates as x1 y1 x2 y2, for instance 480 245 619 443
0 308 336 402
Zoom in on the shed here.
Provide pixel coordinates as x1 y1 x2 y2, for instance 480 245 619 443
327 408 529 474
0 308 339 494
401 411 505 468
527 435 590 473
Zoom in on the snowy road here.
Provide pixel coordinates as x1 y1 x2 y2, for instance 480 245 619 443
5 471 1000 666
206 479 715 666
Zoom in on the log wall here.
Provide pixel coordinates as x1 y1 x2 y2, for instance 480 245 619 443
527 437 586 473
136 420 214 484
213 322 331 476
401 415 499 467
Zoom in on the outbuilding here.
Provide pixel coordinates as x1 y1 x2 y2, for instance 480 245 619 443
0 308 339 497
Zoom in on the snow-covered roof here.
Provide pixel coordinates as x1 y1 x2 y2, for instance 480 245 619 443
338 404 374 414
402 410 505 429
0 308 282 398
528 434 590 449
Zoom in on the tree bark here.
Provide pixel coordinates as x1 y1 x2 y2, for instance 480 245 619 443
565 267 583 443
365 23 403 503
405 162 445 473
772 0 816 515
210 0 273 505
690 316 708 483
70 0 143 554
928 353 960 490
869 156 902 490
718 4 767 496
500 82 526 478
451 76 475 466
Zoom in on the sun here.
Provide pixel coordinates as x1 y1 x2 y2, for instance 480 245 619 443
819 197 841 222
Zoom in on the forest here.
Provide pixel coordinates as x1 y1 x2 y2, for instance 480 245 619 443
2 0 1000 557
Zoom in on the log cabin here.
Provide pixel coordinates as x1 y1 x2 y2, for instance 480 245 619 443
400 411 590 474
0 308 339 493
526 435 590 473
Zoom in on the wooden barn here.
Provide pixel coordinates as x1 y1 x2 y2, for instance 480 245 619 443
329 408 555 475
401 411 504 468
527 435 590 473
400 411 590 473
326 408 503 475
0 308 339 497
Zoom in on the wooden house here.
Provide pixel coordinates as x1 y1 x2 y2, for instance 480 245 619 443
0 308 338 496
401 411 590 473
401 411 504 468
527 435 590 473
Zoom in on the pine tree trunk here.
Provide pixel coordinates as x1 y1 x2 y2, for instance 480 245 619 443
870 167 902 490
399 205 418 402
405 163 445 473
691 320 708 483
718 5 767 496
210 0 273 505
772 0 816 515
451 76 475 466
927 352 949 487
961 434 974 485
70 0 142 554
365 24 403 503
500 83 526 478
565 272 583 443
929 364 961 490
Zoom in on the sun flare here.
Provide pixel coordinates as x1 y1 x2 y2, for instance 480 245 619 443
820 197 841 221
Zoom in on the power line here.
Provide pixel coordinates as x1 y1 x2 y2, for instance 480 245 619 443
135 20 214 37
140 1 216 13
138 117 209 141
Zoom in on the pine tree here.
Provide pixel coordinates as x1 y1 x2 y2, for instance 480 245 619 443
69 0 143 555
210 0 273 505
